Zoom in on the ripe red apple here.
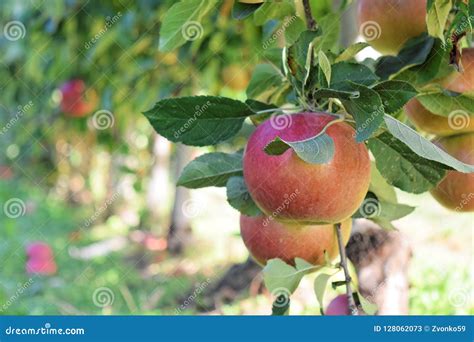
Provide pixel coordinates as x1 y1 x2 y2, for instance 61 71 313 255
405 48 474 136
243 113 371 224
439 48 474 93
59 79 97 117
325 295 367 315
325 294 350 315
430 133 474 212
404 99 474 136
357 0 427 55
240 215 352 266
26 242 57 275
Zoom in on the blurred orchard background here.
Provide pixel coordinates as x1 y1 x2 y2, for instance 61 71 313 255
0 0 472 315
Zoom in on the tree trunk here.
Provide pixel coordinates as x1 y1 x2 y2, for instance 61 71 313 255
195 257 262 312
346 219 412 315
167 144 193 255
146 134 171 223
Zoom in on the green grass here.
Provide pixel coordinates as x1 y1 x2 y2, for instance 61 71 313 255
0 179 472 315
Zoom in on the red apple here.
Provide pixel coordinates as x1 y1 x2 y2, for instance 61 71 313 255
405 99 474 136
431 133 474 212
59 79 97 117
405 48 474 136
357 0 427 55
326 294 350 315
439 48 474 93
240 215 352 266
26 242 57 275
243 113 371 224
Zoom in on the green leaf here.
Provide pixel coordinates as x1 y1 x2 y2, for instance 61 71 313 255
341 82 385 142
328 62 379 91
314 273 333 314
417 91 474 116
446 3 473 45
283 16 307 47
384 115 474 173
232 1 263 20
372 81 417 114
245 99 278 125
286 30 321 84
263 258 316 295
245 99 277 112
294 258 314 271
246 64 283 99
358 293 378 315
159 0 217 52
177 152 243 188
335 42 369 63
313 12 341 52
226 176 262 216
375 34 435 79
318 50 331 85
263 132 335 164
312 88 359 100
369 132 447 193
394 39 451 86
253 2 295 25
369 161 398 203
426 0 452 42
354 191 415 224
143 96 255 146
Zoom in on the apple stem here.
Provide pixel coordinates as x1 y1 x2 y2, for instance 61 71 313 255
302 0 318 31
335 222 358 315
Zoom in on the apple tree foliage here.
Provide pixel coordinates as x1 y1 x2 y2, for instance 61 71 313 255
144 0 474 314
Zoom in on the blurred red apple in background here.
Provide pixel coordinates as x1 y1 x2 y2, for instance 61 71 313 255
59 79 98 117
357 0 427 55
0 165 13 180
26 242 57 275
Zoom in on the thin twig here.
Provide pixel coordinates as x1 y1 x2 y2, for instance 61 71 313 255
302 0 317 31
335 222 358 315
